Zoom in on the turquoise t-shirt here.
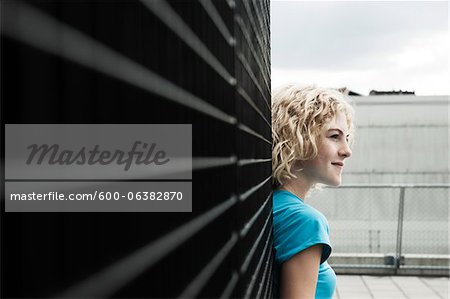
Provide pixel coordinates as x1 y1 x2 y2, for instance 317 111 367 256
272 190 337 299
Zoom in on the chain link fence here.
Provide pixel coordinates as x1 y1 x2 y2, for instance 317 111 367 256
309 184 449 275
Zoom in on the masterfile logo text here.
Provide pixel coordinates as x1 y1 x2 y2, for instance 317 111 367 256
26 141 170 171
6 124 192 180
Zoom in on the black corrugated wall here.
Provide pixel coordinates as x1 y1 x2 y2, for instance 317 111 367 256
0 0 272 297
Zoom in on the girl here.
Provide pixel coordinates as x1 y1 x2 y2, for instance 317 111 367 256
272 85 354 299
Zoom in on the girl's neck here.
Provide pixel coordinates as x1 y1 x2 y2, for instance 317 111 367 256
281 178 312 201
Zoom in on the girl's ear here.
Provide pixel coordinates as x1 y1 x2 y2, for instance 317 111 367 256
292 160 304 173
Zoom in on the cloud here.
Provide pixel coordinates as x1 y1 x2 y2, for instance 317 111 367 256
271 1 449 95
272 65 449 96
271 1 448 70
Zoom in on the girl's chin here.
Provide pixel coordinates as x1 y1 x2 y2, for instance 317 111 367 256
327 178 341 187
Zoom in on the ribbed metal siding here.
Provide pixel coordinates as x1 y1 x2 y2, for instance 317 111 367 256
233 0 273 298
0 0 272 298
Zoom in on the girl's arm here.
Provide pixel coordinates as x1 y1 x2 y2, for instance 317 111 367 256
280 244 323 299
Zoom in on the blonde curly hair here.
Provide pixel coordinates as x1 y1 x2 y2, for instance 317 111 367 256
272 84 354 188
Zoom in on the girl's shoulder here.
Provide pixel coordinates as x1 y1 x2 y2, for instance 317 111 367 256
273 190 326 223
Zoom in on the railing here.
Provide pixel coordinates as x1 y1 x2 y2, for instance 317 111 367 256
309 184 449 276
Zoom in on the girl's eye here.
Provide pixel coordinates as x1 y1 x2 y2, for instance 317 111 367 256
330 134 339 139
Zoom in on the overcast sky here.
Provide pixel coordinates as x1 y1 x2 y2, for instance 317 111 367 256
271 1 449 95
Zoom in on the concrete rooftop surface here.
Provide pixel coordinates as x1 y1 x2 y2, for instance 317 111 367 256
335 275 449 299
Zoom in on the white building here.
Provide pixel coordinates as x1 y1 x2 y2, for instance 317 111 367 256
344 95 449 184
310 95 449 258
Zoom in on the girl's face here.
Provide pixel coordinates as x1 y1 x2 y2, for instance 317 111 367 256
302 111 352 186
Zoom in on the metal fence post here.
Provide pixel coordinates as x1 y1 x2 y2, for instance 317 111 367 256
395 187 406 273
